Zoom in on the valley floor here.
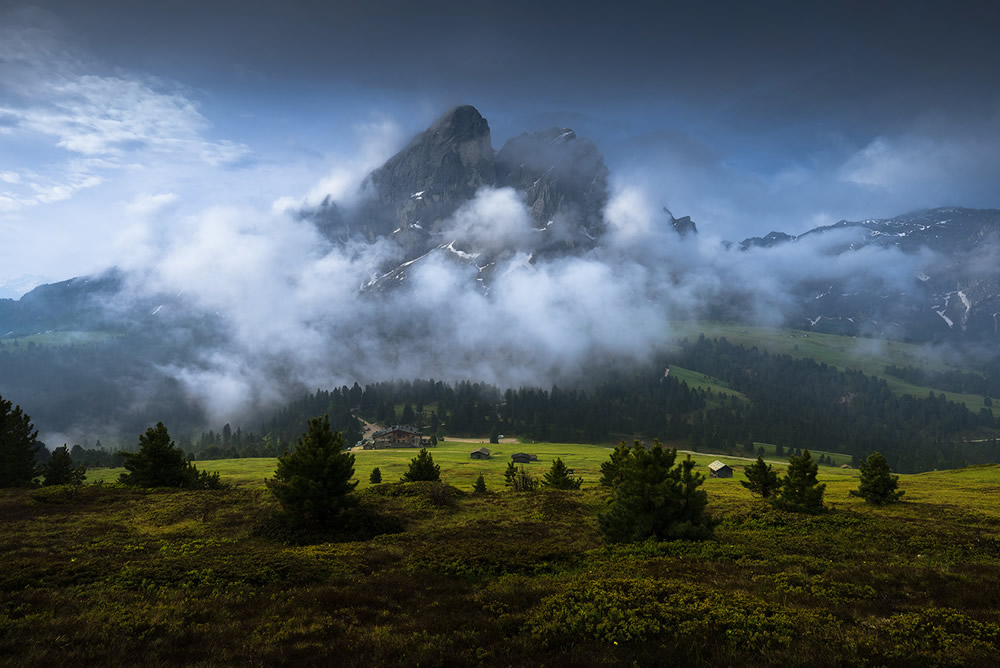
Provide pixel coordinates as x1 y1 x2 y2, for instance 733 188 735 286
3 453 1000 666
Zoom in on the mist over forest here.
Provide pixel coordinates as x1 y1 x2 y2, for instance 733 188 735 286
1 2 999 455
3 100 1000 450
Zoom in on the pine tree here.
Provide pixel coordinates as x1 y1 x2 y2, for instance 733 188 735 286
504 461 517 488
773 449 826 513
473 473 487 493
599 440 633 487
506 465 538 492
266 415 358 526
598 444 715 543
741 456 778 498
42 445 86 486
850 451 904 505
369 467 382 484
119 423 222 488
541 457 583 489
401 448 440 482
0 394 39 488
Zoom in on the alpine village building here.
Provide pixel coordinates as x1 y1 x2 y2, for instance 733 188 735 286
364 425 428 449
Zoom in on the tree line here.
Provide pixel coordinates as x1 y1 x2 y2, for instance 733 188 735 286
179 339 1000 473
674 336 999 472
5 333 1000 475
884 362 1000 399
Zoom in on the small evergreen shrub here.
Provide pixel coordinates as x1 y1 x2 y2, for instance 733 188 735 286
772 449 825 513
850 451 904 505
401 448 441 482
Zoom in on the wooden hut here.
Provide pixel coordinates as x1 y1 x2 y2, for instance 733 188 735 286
708 460 733 478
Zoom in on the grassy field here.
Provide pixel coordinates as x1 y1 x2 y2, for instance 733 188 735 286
86 441 623 490
4 455 1000 666
84 440 856 490
668 365 748 403
670 321 995 415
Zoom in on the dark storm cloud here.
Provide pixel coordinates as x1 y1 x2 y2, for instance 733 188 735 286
4 0 1000 248
20 0 1000 117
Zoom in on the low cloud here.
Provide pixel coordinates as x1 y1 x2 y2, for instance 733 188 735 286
837 111 1000 209
442 187 535 251
301 116 404 208
100 159 943 429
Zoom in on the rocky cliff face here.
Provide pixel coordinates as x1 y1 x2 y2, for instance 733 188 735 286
363 105 495 238
494 127 608 248
309 105 613 291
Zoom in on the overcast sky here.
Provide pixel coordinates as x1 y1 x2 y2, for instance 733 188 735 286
2 0 999 294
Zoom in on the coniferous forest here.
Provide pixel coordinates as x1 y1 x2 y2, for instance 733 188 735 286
43 334 1000 475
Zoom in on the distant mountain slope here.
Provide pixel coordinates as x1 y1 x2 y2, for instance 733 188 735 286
739 208 1000 341
0 269 126 337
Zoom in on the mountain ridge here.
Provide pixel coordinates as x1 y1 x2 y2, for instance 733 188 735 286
3 105 1000 345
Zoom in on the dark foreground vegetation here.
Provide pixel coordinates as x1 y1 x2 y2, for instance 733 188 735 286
3 465 1000 667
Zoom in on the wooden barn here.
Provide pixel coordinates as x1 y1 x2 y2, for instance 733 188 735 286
511 452 537 464
470 447 491 460
369 425 423 449
708 460 733 478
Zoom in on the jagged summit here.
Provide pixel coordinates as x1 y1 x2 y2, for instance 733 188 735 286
350 105 496 245
422 105 492 147
305 105 616 290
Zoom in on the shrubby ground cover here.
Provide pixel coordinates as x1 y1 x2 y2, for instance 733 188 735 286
3 455 1000 665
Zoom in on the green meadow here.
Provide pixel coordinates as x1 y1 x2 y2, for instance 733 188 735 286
86 441 620 490
668 365 749 403
86 439 851 490
84 439 857 490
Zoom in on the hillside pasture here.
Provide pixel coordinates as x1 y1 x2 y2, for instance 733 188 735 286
85 440 870 491
668 365 748 403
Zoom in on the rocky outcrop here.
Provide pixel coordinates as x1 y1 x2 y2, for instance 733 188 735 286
740 231 794 249
362 105 495 239
494 127 609 246
313 106 610 253
309 105 615 290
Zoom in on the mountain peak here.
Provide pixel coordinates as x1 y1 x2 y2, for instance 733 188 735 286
312 106 613 262
425 105 491 144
